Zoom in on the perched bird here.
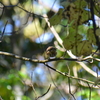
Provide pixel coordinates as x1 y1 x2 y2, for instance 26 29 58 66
46 46 57 58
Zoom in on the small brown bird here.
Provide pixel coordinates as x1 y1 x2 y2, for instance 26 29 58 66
46 46 57 57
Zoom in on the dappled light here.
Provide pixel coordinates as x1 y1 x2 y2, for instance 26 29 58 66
0 0 100 100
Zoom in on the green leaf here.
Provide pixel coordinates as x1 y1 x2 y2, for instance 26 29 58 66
87 28 96 45
74 0 87 9
71 40 93 56
49 8 63 26
63 3 89 27
96 28 100 37
22 96 31 100
63 30 83 50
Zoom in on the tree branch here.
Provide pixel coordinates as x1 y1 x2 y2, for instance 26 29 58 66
43 13 98 77
44 63 100 88
0 51 79 63
0 50 100 87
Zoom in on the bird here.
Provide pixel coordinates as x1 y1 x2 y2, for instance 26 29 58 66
46 46 57 58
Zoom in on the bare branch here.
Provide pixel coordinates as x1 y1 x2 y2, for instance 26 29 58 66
43 14 65 49
0 51 79 63
16 5 45 18
0 50 98 86
78 62 97 77
44 63 100 88
35 84 51 100
87 82 92 100
47 66 66 100
0 20 8 42
90 0 100 53
68 77 76 100
0 1 19 7
1 50 100 63
30 71 38 99
0 4 5 20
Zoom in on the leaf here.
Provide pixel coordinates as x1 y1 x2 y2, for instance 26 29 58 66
96 28 100 37
87 28 96 45
63 3 90 27
74 0 87 9
80 10 90 24
49 8 63 26
93 1 100 17
63 31 83 50
71 40 93 56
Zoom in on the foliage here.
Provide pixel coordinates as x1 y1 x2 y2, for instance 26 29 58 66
0 0 100 100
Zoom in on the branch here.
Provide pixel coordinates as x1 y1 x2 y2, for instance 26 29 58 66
35 84 51 100
90 0 100 49
43 14 65 49
44 63 100 88
1 50 100 63
0 1 19 7
67 51 97 77
0 20 8 42
78 81 100 89
0 50 100 87
0 51 79 63
43 14 98 77
0 1 46 19
16 5 45 18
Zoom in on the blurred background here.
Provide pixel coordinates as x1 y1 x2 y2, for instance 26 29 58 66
0 0 100 100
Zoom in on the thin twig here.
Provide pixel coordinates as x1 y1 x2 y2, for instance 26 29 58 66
87 82 92 100
90 0 100 54
0 21 8 42
35 84 51 100
0 1 19 7
68 77 76 100
17 5 45 18
46 63 66 100
44 63 98 87
31 71 38 99
0 5 5 20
